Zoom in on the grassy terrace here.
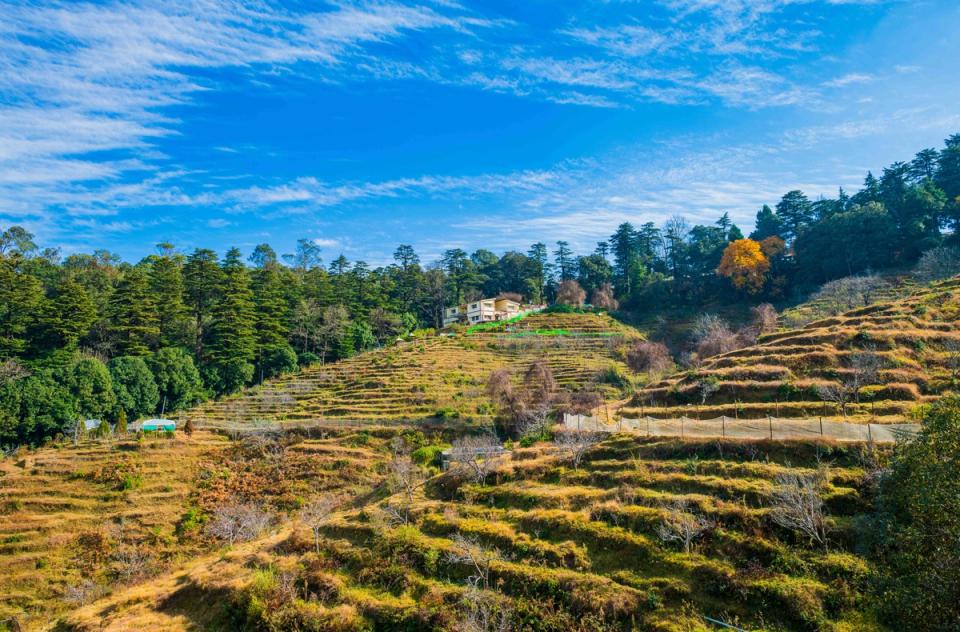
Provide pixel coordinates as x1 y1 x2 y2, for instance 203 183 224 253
0 427 398 630
626 277 960 423
184 312 642 429
65 433 889 632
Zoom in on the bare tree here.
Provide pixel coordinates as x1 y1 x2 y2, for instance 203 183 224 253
817 349 883 415
590 283 619 311
656 500 714 553
487 361 565 437
769 470 830 547
625 341 673 375
751 303 778 335
456 584 513 632
697 378 720 406
300 496 337 554
113 545 152 582
553 430 601 470
813 275 889 316
913 245 960 282
448 433 505 485
692 314 740 359
206 502 273 545
556 279 586 307
445 533 504 589
387 450 423 524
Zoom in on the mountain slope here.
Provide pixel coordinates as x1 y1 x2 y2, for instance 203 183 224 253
185 311 642 429
624 277 960 422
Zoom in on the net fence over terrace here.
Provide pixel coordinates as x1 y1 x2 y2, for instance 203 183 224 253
564 413 918 443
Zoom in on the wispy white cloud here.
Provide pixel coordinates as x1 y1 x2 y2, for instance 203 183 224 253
823 72 874 87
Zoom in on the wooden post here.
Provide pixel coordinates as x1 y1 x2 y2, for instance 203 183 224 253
819 416 824 437
646 416 650 437
721 415 726 439
867 423 873 443
768 415 773 441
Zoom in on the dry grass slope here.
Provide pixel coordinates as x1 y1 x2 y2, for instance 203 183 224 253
626 277 960 423
67 434 887 631
184 312 642 428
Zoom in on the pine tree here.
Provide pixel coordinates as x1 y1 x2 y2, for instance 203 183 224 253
750 205 782 240
0 258 43 355
44 277 96 350
108 266 160 356
775 190 813 243
149 244 190 348
208 248 256 394
183 248 223 359
251 265 290 381
553 241 574 281
116 408 127 435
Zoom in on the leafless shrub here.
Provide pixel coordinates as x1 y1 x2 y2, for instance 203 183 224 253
487 361 566 437
241 432 286 461
625 341 673 375
445 533 505 589
455 584 513 632
913 245 960 282
113 545 152 583
751 303 778 335
300 496 337 554
590 283 619 311
769 470 830 547
448 433 505 485
63 580 104 605
814 275 889 316
817 349 884 416
692 314 740 359
205 502 273 545
553 430 601 470
556 279 586 307
656 500 714 554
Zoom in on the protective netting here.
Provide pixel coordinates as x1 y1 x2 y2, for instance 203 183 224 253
564 414 917 443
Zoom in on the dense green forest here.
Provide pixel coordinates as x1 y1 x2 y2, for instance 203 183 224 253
1 134 959 446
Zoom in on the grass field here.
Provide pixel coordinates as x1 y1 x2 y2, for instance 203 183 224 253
626 277 960 423
183 311 643 429
0 425 403 630
60 432 887 632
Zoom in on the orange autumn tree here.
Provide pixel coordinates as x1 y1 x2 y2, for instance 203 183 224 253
717 238 770 294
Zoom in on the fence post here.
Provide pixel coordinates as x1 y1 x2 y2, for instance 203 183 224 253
646 416 650 437
721 415 726 439
867 423 873 443
819 416 823 437
768 416 773 441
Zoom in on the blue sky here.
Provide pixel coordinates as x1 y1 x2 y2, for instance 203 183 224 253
2 0 959 265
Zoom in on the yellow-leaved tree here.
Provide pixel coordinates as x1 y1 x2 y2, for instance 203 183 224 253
717 238 770 294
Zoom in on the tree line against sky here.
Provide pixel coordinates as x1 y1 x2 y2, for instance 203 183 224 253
1 134 958 446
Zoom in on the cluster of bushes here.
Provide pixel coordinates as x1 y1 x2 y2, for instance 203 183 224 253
0 347 204 446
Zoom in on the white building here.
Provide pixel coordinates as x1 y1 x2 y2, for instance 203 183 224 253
443 297 528 327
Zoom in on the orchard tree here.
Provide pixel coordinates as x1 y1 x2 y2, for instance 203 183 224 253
717 239 770 294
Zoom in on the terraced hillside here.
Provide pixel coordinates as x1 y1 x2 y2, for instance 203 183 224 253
0 427 397 630
184 311 642 428
625 277 960 423
65 434 887 632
